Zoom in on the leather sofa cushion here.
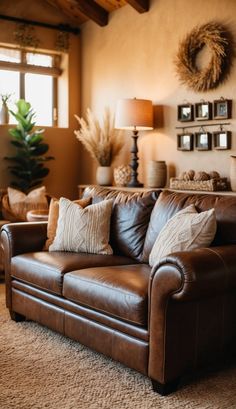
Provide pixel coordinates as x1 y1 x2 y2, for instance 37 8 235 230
83 186 160 261
11 252 135 296
63 264 151 326
141 189 236 262
110 193 158 261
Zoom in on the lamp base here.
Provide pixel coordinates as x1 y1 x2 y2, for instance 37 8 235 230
127 180 143 188
128 130 143 188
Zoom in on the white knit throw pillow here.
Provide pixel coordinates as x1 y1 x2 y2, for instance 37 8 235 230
49 197 113 255
149 204 216 267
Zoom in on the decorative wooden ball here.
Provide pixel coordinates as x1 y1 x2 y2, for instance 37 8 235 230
209 171 220 179
194 171 210 181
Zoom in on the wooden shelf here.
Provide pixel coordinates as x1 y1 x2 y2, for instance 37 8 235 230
78 184 236 198
77 184 159 197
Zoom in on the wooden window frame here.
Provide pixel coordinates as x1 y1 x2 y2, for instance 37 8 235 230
0 45 61 126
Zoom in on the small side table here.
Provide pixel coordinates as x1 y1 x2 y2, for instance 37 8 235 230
26 209 49 222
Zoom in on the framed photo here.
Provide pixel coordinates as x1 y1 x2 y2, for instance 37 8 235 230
195 102 212 121
195 132 211 151
177 133 194 151
177 104 193 122
213 99 232 119
213 131 231 150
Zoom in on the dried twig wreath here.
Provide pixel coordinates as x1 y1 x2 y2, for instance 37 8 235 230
175 22 232 92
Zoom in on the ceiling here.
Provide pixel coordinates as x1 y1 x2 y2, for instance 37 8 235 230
45 0 150 27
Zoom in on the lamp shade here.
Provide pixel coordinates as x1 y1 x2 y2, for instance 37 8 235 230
115 98 153 131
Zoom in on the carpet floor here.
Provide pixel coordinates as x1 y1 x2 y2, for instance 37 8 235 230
0 284 236 409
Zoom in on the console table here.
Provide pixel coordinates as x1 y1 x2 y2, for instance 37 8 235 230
77 184 158 198
77 184 235 198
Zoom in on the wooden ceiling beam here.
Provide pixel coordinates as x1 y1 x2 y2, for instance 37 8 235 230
126 0 149 13
45 0 108 27
75 0 108 26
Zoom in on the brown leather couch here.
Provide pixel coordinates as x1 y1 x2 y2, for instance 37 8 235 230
1 187 236 395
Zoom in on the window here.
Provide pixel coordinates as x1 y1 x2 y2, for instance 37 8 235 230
0 45 62 126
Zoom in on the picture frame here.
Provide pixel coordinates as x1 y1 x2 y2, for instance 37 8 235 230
213 99 232 119
195 132 212 151
213 131 231 150
177 104 193 122
194 101 212 121
177 133 194 151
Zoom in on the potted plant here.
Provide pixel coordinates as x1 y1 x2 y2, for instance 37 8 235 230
5 99 54 192
0 93 11 124
74 108 124 185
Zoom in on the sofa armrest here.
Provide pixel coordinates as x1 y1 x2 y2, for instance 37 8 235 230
1 222 48 258
148 245 236 385
1 222 47 308
150 246 236 303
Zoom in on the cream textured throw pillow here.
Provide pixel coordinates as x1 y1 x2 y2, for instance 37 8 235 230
49 197 113 255
44 196 91 250
7 186 48 221
149 204 216 267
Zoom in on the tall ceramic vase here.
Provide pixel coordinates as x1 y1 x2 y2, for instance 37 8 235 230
0 103 9 124
230 156 236 192
96 166 113 186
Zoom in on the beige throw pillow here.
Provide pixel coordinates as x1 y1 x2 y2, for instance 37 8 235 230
44 196 92 250
49 197 113 255
7 186 48 221
149 204 217 267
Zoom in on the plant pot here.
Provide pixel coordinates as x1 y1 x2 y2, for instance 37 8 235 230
96 166 113 186
0 103 9 124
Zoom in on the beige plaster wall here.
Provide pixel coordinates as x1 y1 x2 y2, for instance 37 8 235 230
80 0 236 186
0 0 81 199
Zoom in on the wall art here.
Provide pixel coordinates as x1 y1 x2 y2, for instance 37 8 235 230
175 22 232 92
195 101 212 121
213 98 232 119
177 133 194 151
177 104 193 122
213 131 231 150
195 132 211 151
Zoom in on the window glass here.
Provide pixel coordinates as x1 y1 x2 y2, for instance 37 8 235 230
0 46 60 126
0 69 20 123
0 47 21 63
25 73 53 126
26 53 53 67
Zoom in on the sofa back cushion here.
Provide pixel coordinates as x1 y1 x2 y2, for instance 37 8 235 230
83 186 160 261
142 189 236 262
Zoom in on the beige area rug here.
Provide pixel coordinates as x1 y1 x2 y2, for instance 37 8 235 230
0 284 236 409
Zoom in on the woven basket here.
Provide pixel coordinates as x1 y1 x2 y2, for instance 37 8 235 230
170 177 229 192
1 194 51 222
1 194 22 222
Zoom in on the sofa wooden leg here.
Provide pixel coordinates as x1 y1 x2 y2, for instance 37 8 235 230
10 310 26 322
151 378 180 396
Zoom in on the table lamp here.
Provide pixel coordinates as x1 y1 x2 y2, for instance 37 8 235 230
115 98 153 187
